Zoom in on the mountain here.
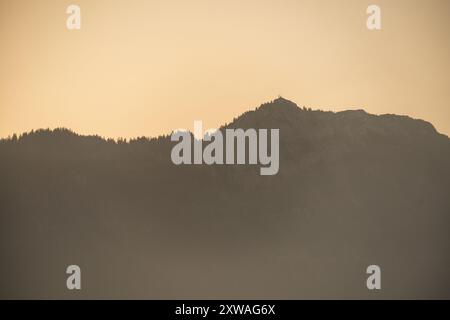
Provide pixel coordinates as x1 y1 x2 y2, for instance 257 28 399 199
1 97 449 299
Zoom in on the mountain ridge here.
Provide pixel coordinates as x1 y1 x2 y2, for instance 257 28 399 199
1 97 447 144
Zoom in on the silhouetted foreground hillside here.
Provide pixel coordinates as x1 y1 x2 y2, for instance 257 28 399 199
1 98 449 299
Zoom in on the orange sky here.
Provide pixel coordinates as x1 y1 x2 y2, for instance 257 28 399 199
0 0 449 138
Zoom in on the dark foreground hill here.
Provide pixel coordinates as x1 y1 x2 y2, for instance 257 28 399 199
1 97 449 298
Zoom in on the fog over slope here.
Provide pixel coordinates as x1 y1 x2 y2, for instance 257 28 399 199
1 97 449 299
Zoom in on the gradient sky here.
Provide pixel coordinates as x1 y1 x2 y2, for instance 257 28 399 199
0 0 449 138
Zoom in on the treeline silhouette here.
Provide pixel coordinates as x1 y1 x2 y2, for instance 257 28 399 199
1 97 449 299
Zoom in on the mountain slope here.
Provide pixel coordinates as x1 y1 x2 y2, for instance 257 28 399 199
0 98 449 299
